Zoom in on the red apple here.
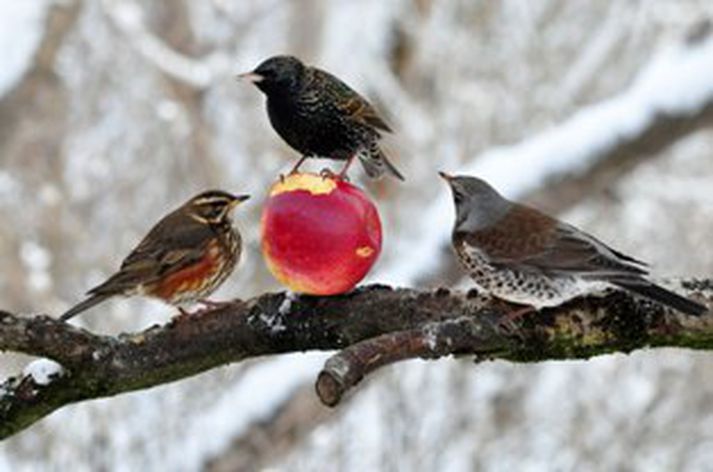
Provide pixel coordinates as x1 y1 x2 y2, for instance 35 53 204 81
261 173 382 295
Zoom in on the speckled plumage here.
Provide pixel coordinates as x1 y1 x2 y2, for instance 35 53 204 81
442 173 706 316
241 55 404 180
452 230 609 308
60 190 248 321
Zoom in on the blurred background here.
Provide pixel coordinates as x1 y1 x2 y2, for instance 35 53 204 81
1 1 713 470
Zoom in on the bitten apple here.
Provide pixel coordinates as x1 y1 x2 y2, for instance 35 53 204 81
261 173 382 295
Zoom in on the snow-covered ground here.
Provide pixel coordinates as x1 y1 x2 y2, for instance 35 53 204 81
1 1 712 470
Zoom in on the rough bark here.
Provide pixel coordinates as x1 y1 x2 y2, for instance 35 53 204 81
1 280 711 440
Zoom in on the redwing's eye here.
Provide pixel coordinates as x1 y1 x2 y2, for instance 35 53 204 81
202 203 224 219
212 205 225 217
454 191 464 204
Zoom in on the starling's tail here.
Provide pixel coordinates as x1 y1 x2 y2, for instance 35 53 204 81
60 293 113 321
359 142 405 181
612 279 707 316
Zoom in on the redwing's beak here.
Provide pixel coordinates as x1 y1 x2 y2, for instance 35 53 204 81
229 194 250 208
236 71 264 83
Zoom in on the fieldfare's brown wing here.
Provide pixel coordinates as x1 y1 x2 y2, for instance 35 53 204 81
466 204 648 278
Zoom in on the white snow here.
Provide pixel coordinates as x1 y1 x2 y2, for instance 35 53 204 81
258 305 288 334
0 171 21 203
2 3 712 470
147 354 327 472
377 36 713 286
277 290 297 316
19 241 52 271
105 0 231 88
0 1 51 98
22 359 65 386
20 240 53 292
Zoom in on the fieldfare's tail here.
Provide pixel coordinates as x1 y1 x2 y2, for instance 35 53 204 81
613 279 707 316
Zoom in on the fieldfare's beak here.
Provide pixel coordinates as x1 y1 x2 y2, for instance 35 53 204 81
236 71 264 83
438 171 454 182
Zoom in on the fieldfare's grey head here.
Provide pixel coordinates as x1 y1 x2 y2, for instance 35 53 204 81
439 172 512 232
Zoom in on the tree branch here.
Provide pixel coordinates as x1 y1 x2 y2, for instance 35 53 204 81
315 317 506 407
1 280 711 439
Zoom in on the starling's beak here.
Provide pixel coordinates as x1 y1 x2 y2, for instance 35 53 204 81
236 71 264 83
438 171 454 182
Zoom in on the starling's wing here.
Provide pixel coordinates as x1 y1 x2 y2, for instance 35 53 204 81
311 68 392 134
468 204 648 278
88 211 212 296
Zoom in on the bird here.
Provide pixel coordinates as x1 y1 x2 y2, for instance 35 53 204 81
60 190 250 321
439 172 706 316
238 55 404 181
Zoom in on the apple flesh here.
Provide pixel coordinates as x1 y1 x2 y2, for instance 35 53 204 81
261 173 382 295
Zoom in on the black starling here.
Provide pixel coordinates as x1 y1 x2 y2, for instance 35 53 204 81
440 172 707 316
239 55 404 181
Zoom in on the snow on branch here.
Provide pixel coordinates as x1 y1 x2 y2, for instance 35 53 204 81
1 280 711 440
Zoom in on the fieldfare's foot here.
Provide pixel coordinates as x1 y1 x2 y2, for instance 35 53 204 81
337 168 351 182
495 304 537 335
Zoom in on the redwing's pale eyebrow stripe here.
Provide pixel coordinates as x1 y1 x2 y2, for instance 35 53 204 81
191 195 233 206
